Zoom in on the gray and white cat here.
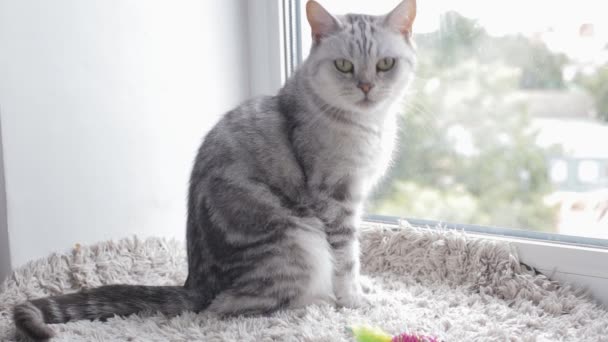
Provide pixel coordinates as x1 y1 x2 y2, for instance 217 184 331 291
14 0 416 339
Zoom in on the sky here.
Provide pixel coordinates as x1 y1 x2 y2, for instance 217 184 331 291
301 1 608 61
312 0 608 35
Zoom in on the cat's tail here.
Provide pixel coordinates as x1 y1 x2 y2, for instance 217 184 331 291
13 284 208 341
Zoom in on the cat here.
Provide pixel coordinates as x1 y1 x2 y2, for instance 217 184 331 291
13 0 416 340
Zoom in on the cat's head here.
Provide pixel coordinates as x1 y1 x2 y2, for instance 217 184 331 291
304 0 416 113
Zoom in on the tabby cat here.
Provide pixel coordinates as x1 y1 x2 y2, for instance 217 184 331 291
14 0 416 339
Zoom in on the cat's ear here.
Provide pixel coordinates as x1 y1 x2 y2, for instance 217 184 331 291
384 0 416 38
306 0 341 43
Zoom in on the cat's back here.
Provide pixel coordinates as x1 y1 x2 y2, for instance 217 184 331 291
193 95 304 187
206 95 282 143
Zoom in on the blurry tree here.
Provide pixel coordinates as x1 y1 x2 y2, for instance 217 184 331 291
574 65 608 122
369 13 560 231
433 11 485 68
517 41 567 89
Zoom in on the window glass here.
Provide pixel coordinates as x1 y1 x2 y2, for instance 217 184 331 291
298 0 608 241
578 160 600 184
550 159 569 184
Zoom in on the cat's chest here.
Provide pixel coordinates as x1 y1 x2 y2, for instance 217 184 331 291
305 124 396 199
318 125 381 161
314 119 396 170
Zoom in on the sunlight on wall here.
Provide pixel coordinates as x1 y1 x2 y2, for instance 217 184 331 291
0 0 250 267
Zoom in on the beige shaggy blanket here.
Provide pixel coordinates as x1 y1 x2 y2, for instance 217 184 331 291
1 225 607 341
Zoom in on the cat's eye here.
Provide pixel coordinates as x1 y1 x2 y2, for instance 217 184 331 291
334 59 354 73
377 57 396 72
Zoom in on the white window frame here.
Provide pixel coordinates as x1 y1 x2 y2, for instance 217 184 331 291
246 0 608 307
246 0 286 97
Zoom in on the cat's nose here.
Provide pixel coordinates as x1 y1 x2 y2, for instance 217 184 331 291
357 82 374 94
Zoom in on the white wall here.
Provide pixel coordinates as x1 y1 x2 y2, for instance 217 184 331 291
0 118 10 281
0 0 251 277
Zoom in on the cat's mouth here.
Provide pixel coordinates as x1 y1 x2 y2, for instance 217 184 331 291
356 98 375 107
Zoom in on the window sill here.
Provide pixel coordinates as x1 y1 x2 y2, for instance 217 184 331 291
363 217 608 307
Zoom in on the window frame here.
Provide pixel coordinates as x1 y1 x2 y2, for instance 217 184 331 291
247 0 303 97
248 0 608 307
246 0 286 97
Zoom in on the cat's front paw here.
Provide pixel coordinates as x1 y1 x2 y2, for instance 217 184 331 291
336 289 370 309
359 275 376 294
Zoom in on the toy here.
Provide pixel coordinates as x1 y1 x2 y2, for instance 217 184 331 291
349 325 440 342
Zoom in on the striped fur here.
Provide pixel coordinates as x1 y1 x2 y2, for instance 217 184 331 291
13 1 416 339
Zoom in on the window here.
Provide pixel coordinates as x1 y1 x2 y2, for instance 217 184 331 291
295 0 608 245
578 160 601 184
550 159 569 184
